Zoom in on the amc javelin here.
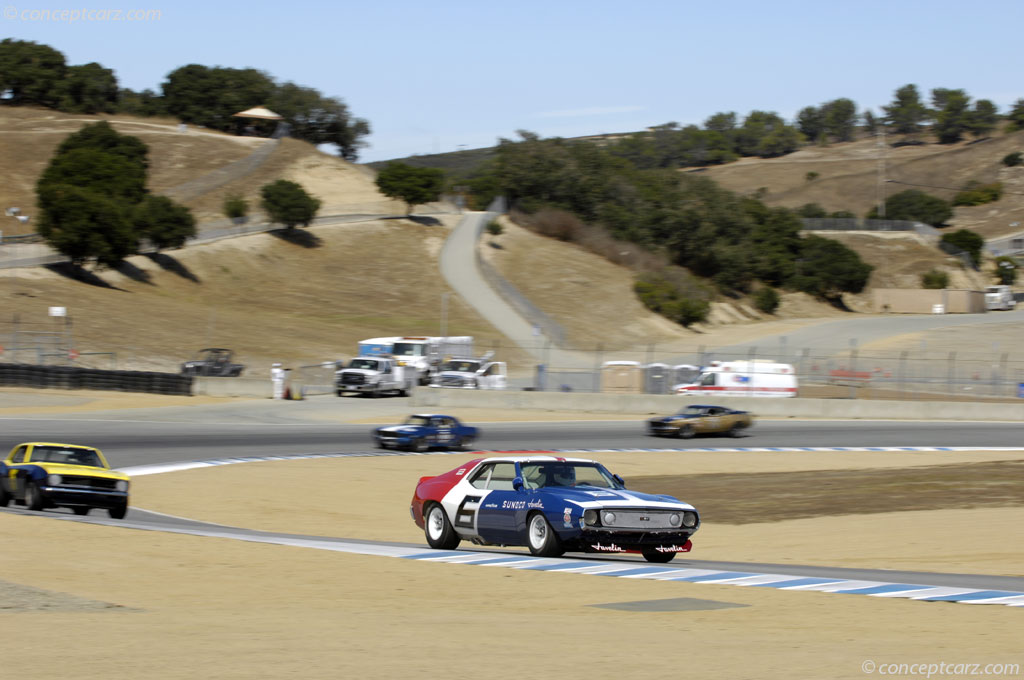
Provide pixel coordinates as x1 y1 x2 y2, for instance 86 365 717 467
0 442 130 518
410 456 699 562
647 404 752 438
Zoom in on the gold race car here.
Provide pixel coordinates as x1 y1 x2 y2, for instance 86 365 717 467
646 404 752 439
0 442 130 518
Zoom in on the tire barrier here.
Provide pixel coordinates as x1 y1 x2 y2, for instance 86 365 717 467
0 363 193 396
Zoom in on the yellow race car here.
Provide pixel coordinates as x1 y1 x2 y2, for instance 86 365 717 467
0 442 130 519
646 404 753 439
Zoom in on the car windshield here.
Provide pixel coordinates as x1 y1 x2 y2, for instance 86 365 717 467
519 462 622 490
392 343 426 357
677 406 709 416
441 360 480 373
348 359 379 370
31 446 103 467
403 416 431 426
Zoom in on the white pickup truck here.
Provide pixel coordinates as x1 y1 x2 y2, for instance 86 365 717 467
335 357 415 397
985 285 1017 311
429 357 507 390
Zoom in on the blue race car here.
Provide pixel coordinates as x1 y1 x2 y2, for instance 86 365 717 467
374 414 479 452
411 455 700 563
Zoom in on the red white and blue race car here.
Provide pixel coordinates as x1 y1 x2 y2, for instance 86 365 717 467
410 455 700 563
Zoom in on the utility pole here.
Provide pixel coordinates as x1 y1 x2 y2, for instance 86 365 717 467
876 127 887 218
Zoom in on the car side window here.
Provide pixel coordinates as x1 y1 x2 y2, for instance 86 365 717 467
469 464 493 489
10 446 27 463
487 463 517 490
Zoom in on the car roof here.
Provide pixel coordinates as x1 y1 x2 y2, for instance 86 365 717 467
17 442 100 451
409 413 458 419
475 455 596 464
685 404 723 409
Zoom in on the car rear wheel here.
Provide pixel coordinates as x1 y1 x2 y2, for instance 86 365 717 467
678 425 695 439
527 512 564 557
0 481 10 507
25 481 44 511
108 502 128 520
412 438 428 453
642 548 676 563
728 423 743 438
424 503 460 550
72 506 90 516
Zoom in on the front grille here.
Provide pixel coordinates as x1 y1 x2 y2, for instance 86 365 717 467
439 375 466 387
339 373 366 385
378 432 401 440
603 510 689 529
60 476 118 490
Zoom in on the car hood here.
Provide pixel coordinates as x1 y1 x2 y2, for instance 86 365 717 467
438 371 477 378
337 368 379 376
376 425 423 434
541 485 694 511
29 463 130 481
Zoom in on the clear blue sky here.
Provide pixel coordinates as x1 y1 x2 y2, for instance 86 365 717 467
4 0 1024 162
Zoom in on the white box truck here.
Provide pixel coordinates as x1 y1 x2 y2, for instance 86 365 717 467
674 360 797 398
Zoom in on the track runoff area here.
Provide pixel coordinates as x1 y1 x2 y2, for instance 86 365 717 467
108 446 1024 609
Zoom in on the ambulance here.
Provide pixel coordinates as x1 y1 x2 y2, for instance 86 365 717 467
673 360 797 398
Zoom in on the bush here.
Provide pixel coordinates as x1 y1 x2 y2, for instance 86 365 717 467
753 287 780 314
1002 152 1022 167
952 181 1003 207
133 195 196 251
260 180 321 229
485 219 504 237
634 271 710 327
994 256 1018 285
940 229 985 268
866 189 952 227
796 203 827 218
829 210 856 218
921 269 949 289
223 194 248 219
805 171 819 182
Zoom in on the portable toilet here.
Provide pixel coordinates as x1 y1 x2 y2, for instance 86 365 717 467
672 364 701 387
644 362 671 394
600 361 643 393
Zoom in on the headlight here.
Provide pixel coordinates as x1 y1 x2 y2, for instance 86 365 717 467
116 480 129 492
682 512 697 528
47 474 62 486
602 511 616 526
584 509 599 526
669 513 681 527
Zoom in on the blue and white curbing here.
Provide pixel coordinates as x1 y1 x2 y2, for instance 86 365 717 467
113 446 1024 608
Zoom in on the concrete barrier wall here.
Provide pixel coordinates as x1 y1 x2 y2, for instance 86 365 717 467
410 388 1024 422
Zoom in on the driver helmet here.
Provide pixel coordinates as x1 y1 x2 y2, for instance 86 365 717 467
550 464 576 487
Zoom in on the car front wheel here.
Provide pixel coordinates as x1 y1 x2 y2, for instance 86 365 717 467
678 425 695 439
642 548 676 563
0 480 10 507
412 438 428 453
108 502 128 520
424 503 460 550
25 481 45 511
72 506 90 516
527 512 564 557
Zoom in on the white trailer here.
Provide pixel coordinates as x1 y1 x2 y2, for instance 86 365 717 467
674 360 797 398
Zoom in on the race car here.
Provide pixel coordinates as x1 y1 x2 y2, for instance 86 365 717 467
374 414 479 452
646 404 752 438
0 442 130 519
410 455 700 563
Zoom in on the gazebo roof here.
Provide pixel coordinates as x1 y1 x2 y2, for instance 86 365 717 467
232 106 283 120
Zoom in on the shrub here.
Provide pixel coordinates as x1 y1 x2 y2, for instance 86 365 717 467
805 171 819 182
485 219 504 237
634 271 710 327
796 202 827 218
940 229 984 267
223 194 248 219
921 269 949 289
994 256 1018 285
1002 152 1022 167
753 286 780 314
866 189 952 227
952 181 1003 207
829 210 856 218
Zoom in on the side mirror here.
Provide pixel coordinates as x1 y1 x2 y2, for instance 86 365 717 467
613 474 625 487
513 476 524 491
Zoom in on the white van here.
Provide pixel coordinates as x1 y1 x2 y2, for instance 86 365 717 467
674 360 797 398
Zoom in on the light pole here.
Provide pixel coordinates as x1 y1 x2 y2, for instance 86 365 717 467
440 293 449 339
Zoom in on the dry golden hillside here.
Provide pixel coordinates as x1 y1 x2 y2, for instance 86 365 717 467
700 129 1024 240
